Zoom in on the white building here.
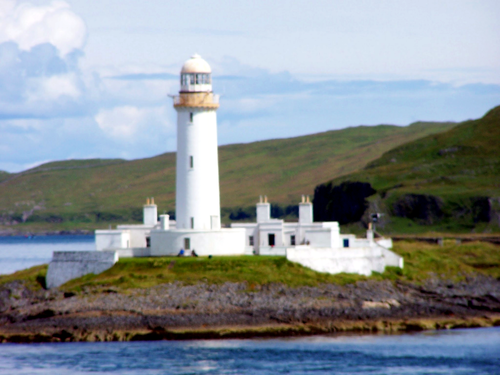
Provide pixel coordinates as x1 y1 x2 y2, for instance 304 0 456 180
94 54 403 276
232 195 403 276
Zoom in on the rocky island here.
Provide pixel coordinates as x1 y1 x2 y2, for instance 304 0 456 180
1 240 499 343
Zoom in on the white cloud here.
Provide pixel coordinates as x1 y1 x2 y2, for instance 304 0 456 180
0 0 86 56
95 106 143 139
28 73 81 101
95 105 172 141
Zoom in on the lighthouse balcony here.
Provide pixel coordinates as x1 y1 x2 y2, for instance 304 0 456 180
173 93 220 109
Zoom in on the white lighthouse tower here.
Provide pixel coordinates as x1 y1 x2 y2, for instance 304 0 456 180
149 54 246 256
174 54 221 231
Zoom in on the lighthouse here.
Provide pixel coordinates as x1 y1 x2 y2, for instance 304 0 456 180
174 54 221 231
148 55 246 256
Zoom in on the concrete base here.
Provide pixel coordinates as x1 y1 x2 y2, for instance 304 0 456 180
46 251 118 289
150 228 246 256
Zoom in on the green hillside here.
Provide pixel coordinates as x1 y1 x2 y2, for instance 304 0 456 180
0 121 455 232
314 106 500 233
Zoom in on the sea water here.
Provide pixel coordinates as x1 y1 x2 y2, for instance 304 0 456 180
1 237 499 374
0 235 95 275
0 327 499 374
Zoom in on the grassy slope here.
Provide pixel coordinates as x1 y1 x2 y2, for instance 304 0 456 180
326 106 500 233
0 171 9 183
3 241 499 291
0 121 454 230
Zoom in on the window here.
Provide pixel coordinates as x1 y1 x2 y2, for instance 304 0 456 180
290 235 296 246
249 236 254 246
190 156 193 169
190 74 195 85
343 239 349 248
146 237 151 248
190 217 194 229
184 237 190 250
189 112 193 123
268 233 275 247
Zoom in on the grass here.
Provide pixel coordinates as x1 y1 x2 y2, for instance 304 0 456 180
2 241 499 292
383 240 500 282
0 121 455 232
323 105 500 233
62 256 366 291
0 265 47 290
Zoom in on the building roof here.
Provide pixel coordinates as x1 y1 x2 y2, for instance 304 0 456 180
181 54 212 74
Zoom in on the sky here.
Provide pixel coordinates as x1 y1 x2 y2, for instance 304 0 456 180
1 0 499 172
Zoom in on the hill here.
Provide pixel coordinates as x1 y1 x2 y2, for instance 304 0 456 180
314 106 500 233
0 121 455 232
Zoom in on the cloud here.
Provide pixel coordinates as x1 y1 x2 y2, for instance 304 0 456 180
0 41 87 119
0 0 88 120
95 106 144 140
0 0 86 55
95 105 173 142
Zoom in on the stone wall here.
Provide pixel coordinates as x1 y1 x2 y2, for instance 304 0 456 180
46 251 118 289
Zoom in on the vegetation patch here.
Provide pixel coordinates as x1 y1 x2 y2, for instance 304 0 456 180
2 241 497 292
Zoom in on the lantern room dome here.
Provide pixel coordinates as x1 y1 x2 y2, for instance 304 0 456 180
181 54 212 74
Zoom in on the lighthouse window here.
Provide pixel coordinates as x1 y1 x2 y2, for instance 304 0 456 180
249 236 254 246
189 112 193 122
190 218 194 229
290 235 296 246
190 155 193 169
190 74 195 85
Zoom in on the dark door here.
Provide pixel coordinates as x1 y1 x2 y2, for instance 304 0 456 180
268 233 275 246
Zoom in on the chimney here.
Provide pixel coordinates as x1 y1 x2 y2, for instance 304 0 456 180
299 195 313 224
256 195 271 223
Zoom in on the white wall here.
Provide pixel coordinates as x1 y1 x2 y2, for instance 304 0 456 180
116 224 156 248
287 246 389 276
95 230 130 250
259 246 287 256
150 228 246 256
257 221 284 247
175 108 221 231
304 228 333 248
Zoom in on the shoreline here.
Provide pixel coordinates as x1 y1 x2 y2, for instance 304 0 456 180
2 274 500 344
0 230 93 237
2 315 499 343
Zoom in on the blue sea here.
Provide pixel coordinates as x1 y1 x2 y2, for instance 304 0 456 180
1 236 499 374
0 328 499 374
0 235 95 275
